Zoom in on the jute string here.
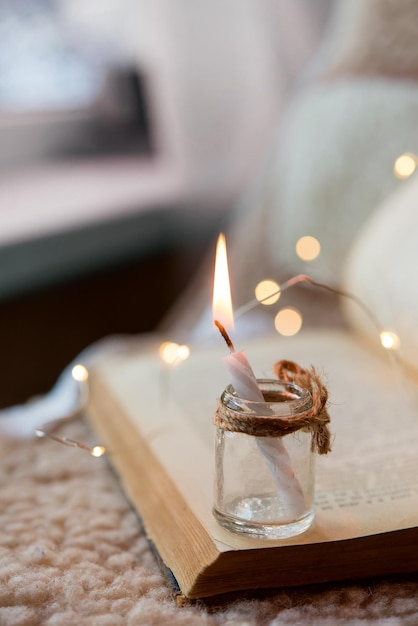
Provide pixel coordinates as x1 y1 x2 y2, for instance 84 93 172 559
214 360 332 454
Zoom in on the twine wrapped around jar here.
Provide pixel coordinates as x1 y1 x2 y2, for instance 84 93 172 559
214 359 332 454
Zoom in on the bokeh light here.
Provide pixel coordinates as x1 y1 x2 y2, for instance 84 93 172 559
159 342 190 364
393 153 417 179
91 445 106 458
380 330 401 350
295 236 321 261
274 307 303 336
255 279 281 305
71 364 89 382
177 344 190 360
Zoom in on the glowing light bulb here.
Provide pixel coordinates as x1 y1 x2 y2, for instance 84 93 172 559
91 445 106 458
380 330 400 350
255 279 281 305
295 236 321 261
274 307 303 336
72 364 89 382
393 153 417 179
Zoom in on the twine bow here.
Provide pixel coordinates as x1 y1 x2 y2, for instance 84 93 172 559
214 359 332 454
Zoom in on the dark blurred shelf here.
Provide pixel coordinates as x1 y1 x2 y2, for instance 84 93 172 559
0 234 214 408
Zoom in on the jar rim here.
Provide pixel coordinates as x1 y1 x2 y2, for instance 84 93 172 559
221 378 312 417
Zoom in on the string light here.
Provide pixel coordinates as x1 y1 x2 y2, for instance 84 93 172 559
159 342 190 365
380 330 401 351
177 344 190 360
35 364 108 457
72 364 89 382
295 236 321 261
91 445 106 458
236 274 383 332
393 153 417 179
274 307 303 336
35 414 107 457
255 279 281 305
35 341 191 457
36 275 402 458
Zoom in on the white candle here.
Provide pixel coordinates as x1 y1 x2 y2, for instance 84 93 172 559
213 234 306 519
222 348 264 402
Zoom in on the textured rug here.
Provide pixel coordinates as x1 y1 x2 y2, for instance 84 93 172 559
1 417 418 626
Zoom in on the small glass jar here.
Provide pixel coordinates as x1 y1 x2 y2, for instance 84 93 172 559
213 379 315 539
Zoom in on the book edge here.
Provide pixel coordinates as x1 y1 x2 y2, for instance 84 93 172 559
87 373 221 597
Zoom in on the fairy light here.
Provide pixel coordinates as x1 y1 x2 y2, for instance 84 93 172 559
72 364 89 382
37 271 403 459
34 362 108 457
255 279 281 305
393 153 417 179
91 445 106 458
380 330 401 350
274 307 303 336
177 344 190 360
159 342 179 364
36 341 191 456
35 416 108 457
159 341 190 365
295 236 321 261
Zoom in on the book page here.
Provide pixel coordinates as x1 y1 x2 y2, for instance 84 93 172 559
99 329 418 548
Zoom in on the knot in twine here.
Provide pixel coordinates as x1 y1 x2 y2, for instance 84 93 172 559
214 360 332 455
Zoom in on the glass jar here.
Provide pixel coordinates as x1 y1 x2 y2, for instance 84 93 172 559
213 379 315 539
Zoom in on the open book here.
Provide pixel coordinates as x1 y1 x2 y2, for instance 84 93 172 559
86 329 418 599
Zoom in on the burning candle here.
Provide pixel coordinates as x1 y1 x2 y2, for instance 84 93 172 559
212 233 306 519
212 233 264 401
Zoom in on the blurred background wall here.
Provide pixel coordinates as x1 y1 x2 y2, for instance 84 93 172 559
0 0 334 406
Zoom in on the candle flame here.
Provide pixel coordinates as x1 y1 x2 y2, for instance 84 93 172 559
213 233 234 330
